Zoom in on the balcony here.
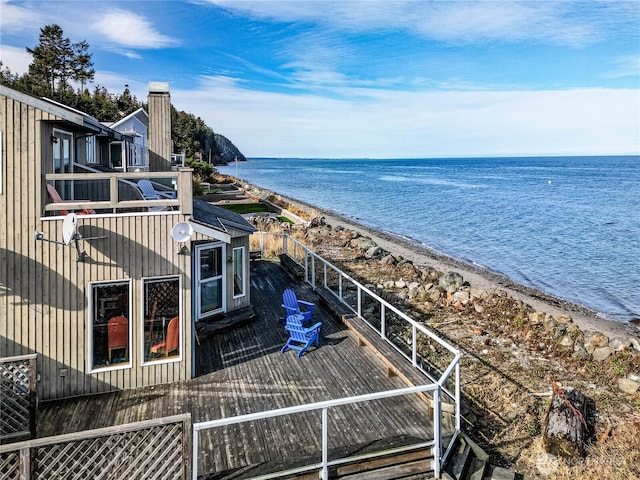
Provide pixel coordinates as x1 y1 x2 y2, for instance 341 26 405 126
43 168 193 217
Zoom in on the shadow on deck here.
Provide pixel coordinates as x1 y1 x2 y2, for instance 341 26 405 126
38 260 448 478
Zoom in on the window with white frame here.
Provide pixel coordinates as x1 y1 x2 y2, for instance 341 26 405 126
232 246 245 298
89 280 131 370
142 276 181 362
195 243 225 319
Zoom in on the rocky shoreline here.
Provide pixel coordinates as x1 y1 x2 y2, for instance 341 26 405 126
243 181 638 341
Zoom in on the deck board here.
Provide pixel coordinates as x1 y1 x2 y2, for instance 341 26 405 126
37 260 448 478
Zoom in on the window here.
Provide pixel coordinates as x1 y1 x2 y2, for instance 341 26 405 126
232 247 245 298
142 276 181 363
89 280 131 370
195 243 225 319
86 135 97 164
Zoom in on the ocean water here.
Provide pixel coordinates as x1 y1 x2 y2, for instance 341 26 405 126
219 156 640 323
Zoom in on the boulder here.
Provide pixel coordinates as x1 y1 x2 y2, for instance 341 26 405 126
380 254 397 265
365 246 385 259
452 290 471 305
573 343 589 358
584 331 609 354
618 378 640 394
529 311 547 325
609 337 632 352
592 346 614 362
394 279 407 289
350 237 377 250
438 271 464 292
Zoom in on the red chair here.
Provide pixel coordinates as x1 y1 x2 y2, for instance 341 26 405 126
151 316 180 357
46 184 96 215
107 316 129 363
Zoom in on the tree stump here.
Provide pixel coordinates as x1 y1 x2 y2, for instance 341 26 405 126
543 386 594 458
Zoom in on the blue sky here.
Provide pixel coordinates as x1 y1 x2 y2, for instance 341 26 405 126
1 0 639 158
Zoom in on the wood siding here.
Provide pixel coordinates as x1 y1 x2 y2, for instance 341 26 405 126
1 91 194 401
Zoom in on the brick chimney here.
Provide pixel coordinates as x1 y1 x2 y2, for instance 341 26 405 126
147 82 172 171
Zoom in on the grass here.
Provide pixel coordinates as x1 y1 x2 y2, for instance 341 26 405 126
219 203 275 214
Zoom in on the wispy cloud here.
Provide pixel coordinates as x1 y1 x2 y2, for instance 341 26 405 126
91 9 178 49
0 0 46 33
172 75 639 157
207 0 636 48
602 54 640 79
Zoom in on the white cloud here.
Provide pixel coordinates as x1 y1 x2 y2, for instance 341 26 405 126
91 9 178 49
172 76 640 158
0 44 32 74
0 0 46 33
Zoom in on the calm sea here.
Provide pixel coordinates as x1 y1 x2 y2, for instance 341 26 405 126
219 156 640 323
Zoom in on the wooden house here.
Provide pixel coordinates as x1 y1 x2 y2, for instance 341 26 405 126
0 83 255 402
103 107 149 171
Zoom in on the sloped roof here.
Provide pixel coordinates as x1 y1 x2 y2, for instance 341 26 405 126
191 199 256 236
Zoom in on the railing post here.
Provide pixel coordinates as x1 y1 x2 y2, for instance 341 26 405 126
381 304 386 339
455 361 461 431
412 324 418 367
357 287 362 317
192 428 199 480
178 168 193 215
110 176 118 210
321 407 329 480
432 386 442 478
19 447 30 480
310 254 316 289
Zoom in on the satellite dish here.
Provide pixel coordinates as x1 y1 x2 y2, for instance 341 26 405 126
171 222 193 243
62 213 78 245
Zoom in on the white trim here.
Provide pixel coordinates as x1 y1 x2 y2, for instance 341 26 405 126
0 131 3 195
189 220 231 243
88 279 132 373
194 243 226 319
232 246 246 299
140 275 183 366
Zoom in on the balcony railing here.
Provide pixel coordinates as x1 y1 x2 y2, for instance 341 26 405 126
43 168 193 216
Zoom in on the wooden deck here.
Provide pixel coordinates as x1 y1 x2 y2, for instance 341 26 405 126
37 260 447 478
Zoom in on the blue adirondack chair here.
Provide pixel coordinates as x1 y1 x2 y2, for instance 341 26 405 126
281 288 314 322
281 316 321 358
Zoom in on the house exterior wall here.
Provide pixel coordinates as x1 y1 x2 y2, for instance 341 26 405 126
1 88 193 401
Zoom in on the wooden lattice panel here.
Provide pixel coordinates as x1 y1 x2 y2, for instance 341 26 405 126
33 423 184 480
0 451 21 479
0 358 33 439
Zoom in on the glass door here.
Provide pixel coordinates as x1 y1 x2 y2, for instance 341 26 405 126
195 243 226 319
52 129 73 199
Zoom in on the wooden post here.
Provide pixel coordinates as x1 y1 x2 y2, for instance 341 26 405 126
543 385 593 458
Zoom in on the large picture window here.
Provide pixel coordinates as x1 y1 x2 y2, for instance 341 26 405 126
232 247 245 298
89 280 131 370
143 276 181 363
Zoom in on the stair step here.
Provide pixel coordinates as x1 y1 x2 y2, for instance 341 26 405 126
486 465 516 480
339 459 432 480
336 449 431 476
450 438 471 480
467 457 486 480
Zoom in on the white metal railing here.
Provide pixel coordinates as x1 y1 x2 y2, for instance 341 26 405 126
193 232 461 479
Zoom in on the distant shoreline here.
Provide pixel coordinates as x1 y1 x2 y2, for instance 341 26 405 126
242 181 637 340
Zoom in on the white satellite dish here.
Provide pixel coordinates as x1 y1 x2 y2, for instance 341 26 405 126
62 213 78 245
171 222 193 243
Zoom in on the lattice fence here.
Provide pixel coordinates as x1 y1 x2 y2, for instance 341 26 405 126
1 354 37 443
0 414 191 480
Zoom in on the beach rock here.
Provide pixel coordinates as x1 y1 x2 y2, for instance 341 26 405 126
365 246 384 259
618 378 640 394
474 304 485 314
452 290 471 305
609 337 632 352
438 271 464 293
573 342 589 358
395 279 407 289
429 290 442 302
592 346 614 362
408 281 421 292
383 280 395 289
584 331 609 353
627 336 640 352
556 314 573 324
380 254 397 265
544 318 559 332
350 237 376 250
560 335 575 348
529 311 546 325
